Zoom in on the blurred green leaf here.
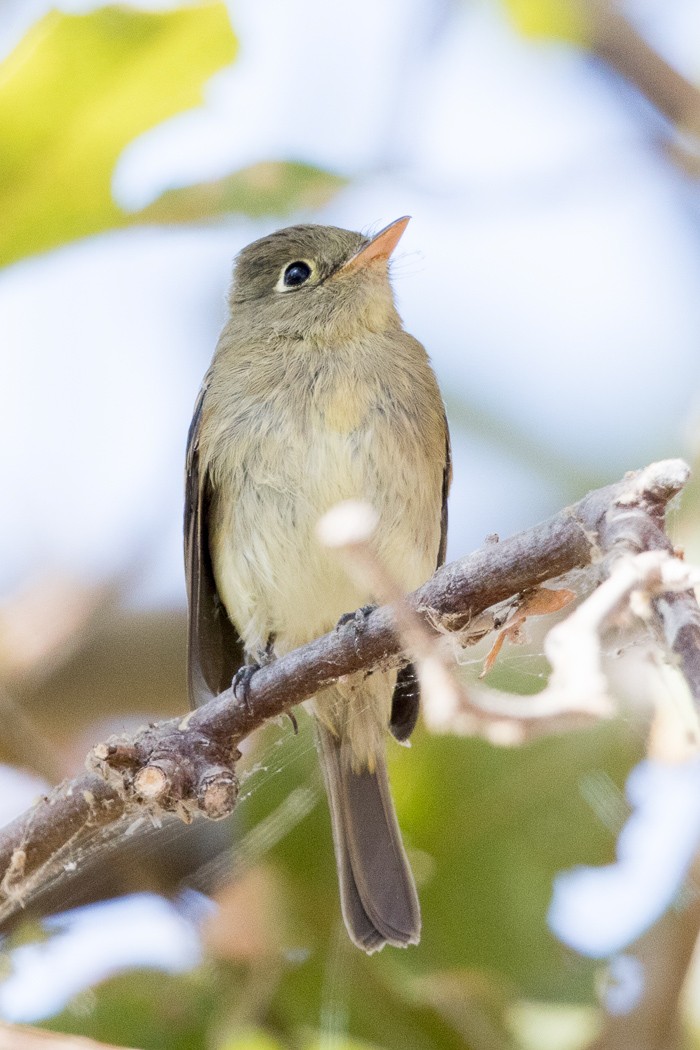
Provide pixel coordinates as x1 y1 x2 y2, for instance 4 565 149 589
506 1001 601 1049
45 968 224 1050
0 3 236 266
405 969 519 1049
137 161 347 224
220 1028 285 1050
231 709 642 1048
302 1037 387 1050
501 0 591 45
392 722 638 1001
37 706 642 1049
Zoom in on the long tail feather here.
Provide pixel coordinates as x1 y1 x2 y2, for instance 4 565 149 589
316 722 421 953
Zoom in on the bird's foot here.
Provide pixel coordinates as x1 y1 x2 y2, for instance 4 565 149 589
336 604 377 635
232 664 260 712
261 633 276 665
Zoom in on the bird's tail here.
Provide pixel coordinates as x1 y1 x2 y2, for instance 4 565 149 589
316 720 421 953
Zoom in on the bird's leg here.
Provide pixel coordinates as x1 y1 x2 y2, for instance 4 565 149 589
259 633 299 732
232 664 258 711
232 634 276 712
336 604 377 635
262 633 276 663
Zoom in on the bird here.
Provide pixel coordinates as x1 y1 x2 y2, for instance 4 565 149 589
184 217 451 953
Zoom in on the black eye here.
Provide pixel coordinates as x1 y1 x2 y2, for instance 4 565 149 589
283 261 312 287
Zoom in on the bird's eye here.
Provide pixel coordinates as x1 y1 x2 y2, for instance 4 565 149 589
282 261 312 288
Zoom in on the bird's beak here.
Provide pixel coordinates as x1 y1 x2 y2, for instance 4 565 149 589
335 216 411 277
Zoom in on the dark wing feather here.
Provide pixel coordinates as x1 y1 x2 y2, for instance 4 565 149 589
390 420 452 741
185 385 243 708
437 422 452 568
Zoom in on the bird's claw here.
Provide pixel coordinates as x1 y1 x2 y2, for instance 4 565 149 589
336 603 376 633
232 664 260 712
335 605 377 648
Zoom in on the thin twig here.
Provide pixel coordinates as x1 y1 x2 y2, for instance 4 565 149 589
585 0 700 175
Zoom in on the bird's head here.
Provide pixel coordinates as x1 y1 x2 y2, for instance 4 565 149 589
227 217 410 341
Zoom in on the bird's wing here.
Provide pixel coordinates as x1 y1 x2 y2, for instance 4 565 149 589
437 421 452 568
184 385 244 708
390 420 452 741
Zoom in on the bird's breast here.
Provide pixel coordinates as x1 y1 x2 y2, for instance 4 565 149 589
206 341 443 654
312 374 368 435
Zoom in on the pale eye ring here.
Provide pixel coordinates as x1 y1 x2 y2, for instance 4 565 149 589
277 260 313 291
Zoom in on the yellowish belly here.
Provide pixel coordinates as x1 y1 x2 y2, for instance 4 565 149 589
210 420 439 657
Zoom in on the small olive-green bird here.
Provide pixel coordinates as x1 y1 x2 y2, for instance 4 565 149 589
185 217 451 953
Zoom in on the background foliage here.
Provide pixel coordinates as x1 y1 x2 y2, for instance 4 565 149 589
2 1 700 1048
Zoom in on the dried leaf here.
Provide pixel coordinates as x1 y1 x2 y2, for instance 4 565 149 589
518 587 576 618
480 588 575 677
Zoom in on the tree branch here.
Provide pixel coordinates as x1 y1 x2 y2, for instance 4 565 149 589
585 0 700 176
0 459 694 926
